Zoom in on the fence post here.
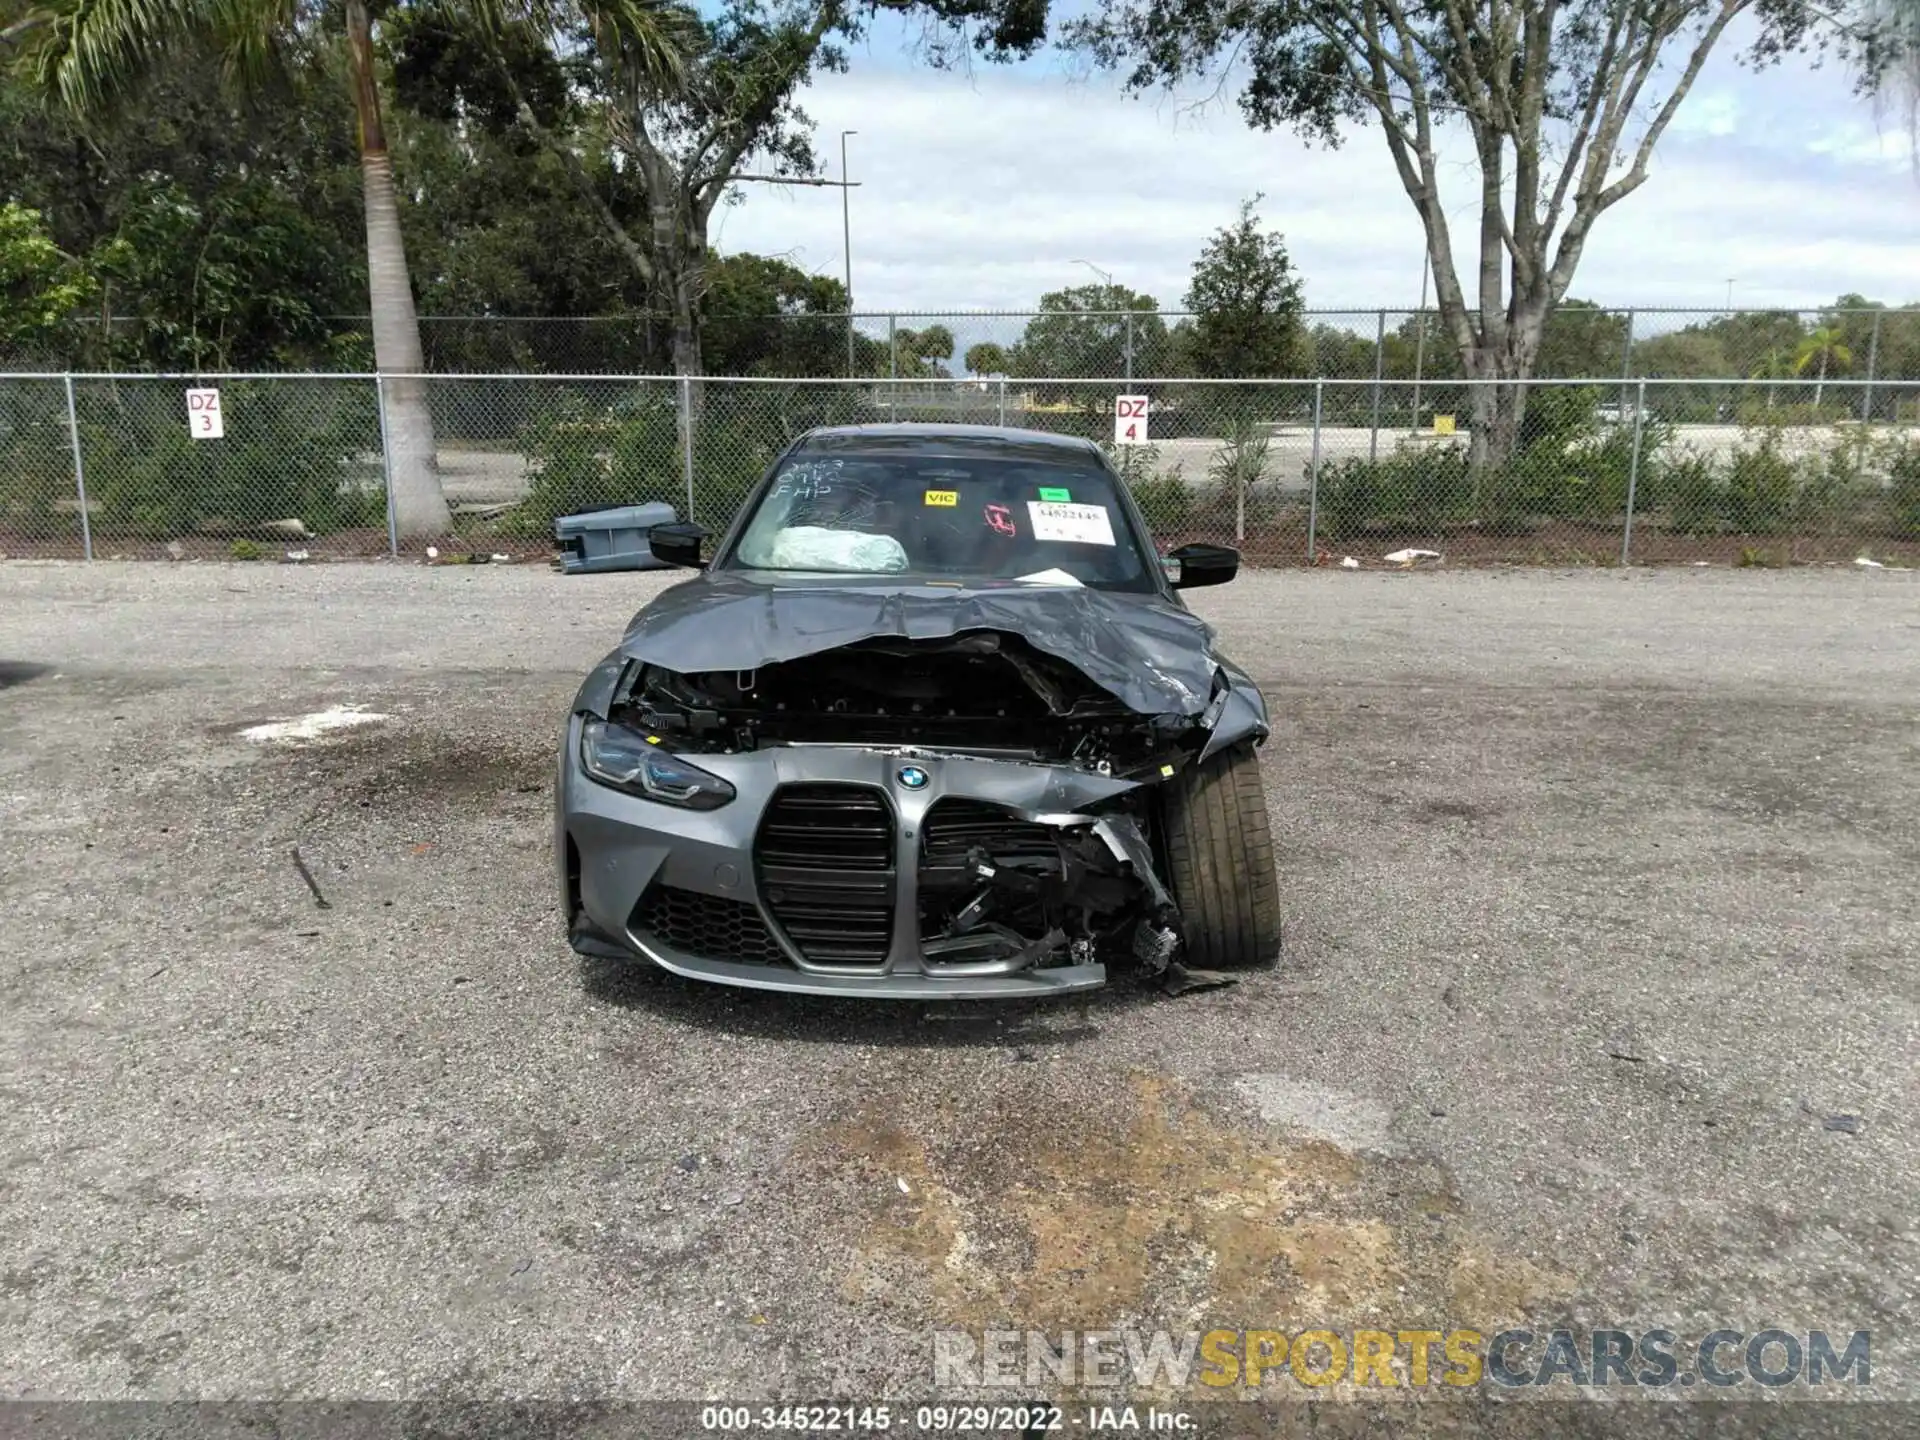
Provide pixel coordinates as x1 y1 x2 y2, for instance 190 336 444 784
887 316 897 421
1124 312 1135 384
1410 308 1427 430
1305 378 1324 561
997 374 1007 428
63 373 93 562
1619 309 1635 420
1862 310 1883 423
373 374 399 557
678 376 696 524
1620 378 1647 566
1368 308 1386 462
1236 386 1247 543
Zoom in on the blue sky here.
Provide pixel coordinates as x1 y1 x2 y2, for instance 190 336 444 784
712 13 1919 319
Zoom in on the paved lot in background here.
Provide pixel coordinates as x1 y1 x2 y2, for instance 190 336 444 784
1 563 1916 1413
436 422 1909 504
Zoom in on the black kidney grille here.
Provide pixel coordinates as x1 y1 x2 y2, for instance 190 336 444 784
920 798 1061 886
755 784 896 966
631 883 786 966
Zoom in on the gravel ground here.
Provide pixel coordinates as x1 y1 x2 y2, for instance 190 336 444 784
0 562 1916 1424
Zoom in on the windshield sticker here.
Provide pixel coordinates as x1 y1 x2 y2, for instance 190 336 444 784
984 503 1017 537
1027 500 1115 547
1037 486 1072 503
924 489 958 507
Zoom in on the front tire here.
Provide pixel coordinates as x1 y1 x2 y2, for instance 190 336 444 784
1160 742 1282 968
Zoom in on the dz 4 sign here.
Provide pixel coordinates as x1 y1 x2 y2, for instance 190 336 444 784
1114 394 1149 446
186 388 225 440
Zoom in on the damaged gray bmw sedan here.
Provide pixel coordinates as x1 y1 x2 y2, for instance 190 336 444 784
557 424 1280 997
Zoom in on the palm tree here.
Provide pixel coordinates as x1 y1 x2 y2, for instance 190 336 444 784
1748 347 1794 411
4 0 687 537
1793 326 1853 413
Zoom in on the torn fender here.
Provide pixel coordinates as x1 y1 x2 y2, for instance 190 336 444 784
617 574 1227 718
1198 655 1270 760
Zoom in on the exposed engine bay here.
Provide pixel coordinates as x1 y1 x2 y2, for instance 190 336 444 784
624 630 1210 775
607 631 1232 991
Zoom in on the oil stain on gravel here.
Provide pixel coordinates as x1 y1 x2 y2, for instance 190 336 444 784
804 1070 1567 1355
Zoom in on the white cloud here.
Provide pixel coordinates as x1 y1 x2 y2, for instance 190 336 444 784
711 36 1920 320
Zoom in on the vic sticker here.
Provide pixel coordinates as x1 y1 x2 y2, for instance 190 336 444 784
924 489 958 507
1027 501 1115 546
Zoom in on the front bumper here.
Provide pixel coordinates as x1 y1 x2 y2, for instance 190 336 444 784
556 719 1147 998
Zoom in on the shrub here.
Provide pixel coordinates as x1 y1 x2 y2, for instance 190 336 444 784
0 380 79 536
1665 454 1722 536
1206 409 1272 504
1722 432 1800 534
1890 441 1920 539
83 381 381 539
1516 418 1674 521
1517 385 1601 463
1315 444 1473 540
228 538 262 560
512 392 683 536
1126 471 1193 533
1659 427 1880 538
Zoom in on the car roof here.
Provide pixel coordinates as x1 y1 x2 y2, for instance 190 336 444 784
791 423 1104 458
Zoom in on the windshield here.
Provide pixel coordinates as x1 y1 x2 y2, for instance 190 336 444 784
725 447 1157 592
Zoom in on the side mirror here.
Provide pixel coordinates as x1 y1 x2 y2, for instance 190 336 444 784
648 521 711 570
1165 541 1239 589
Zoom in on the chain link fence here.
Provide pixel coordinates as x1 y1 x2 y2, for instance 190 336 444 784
16 307 1920 394
3 372 1917 567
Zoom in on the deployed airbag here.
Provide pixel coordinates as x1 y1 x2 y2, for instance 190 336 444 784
740 526 909 574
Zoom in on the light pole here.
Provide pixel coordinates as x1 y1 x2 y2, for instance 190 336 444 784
842 130 858 378
1071 259 1129 380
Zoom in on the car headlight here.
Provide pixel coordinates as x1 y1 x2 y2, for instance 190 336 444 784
579 719 736 809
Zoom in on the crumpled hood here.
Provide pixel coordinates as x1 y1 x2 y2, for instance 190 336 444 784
618 574 1222 716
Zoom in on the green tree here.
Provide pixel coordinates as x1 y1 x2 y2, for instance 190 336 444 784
4 0 687 534
0 201 92 352
1621 310 1803 417
463 0 837 383
1304 322 1373 379
893 324 955 378
86 180 359 370
1072 0 1890 478
1534 300 1629 379
1011 282 1166 388
964 341 1008 376
1 59 368 369
701 251 878 376
1182 195 1303 377
1794 325 1852 409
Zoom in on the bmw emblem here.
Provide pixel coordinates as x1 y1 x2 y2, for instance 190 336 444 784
897 765 929 790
